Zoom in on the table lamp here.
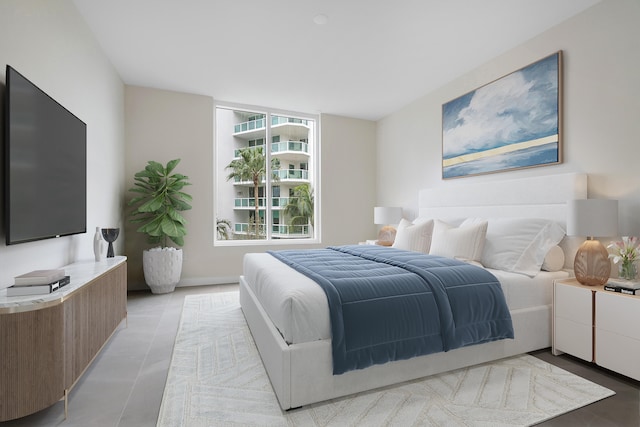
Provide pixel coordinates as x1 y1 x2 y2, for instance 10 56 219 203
567 199 618 286
374 206 403 246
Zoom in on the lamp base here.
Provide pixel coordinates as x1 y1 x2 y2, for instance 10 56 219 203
377 226 397 246
574 239 611 286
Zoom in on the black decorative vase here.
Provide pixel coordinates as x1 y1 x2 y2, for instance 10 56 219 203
101 228 120 258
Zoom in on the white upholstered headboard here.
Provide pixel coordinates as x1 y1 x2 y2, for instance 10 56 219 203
418 173 587 269
418 173 587 227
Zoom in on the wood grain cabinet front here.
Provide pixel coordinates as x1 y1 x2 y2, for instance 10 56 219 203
0 258 127 422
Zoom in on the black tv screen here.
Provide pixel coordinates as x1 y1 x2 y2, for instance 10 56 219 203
5 65 87 245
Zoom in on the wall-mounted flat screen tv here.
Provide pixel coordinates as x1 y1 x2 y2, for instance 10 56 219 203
4 65 87 245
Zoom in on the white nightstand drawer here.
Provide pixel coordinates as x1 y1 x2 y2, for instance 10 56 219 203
596 291 640 340
555 317 592 361
554 281 592 325
595 329 640 381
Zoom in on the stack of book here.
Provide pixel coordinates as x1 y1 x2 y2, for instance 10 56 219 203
604 278 640 295
6 269 71 297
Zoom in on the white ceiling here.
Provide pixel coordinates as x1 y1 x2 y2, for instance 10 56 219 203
72 0 600 121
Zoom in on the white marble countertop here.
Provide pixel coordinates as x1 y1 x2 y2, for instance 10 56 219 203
0 256 127 312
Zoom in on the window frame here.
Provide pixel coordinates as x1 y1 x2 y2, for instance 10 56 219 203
214 101 321 247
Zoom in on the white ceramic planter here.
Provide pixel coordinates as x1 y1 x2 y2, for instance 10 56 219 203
143 248 183 294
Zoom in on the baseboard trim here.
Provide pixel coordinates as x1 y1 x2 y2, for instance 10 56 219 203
176 276 240 287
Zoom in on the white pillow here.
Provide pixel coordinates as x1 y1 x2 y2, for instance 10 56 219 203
429 219 488 263
542 245 565 272
392 218 434 253
480 218 566 276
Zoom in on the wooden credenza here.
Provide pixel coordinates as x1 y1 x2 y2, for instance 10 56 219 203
0 257 127 421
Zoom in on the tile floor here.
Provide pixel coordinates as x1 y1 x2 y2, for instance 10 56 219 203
2 284 639 426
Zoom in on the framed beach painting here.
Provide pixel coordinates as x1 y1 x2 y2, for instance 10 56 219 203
442 51 562 179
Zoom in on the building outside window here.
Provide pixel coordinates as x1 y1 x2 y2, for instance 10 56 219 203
215 104 318 244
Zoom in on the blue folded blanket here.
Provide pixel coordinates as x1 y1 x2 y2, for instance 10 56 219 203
268 245 514 374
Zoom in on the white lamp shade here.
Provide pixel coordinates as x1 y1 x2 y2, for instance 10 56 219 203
567 199 618 238
374 207 402 225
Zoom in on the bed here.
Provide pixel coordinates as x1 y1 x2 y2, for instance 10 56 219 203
239 173 587 410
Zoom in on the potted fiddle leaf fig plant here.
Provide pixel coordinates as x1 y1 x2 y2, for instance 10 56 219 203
128 159 192 294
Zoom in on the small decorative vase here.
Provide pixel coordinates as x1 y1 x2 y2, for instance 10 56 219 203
619 260 638 281
93 227 106 262
101 228 120 258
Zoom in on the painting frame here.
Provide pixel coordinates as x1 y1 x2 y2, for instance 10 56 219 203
442 51 562 179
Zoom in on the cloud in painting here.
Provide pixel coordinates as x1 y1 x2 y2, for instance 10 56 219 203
443 55 558 159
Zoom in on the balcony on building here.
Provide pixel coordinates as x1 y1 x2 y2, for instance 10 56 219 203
233 140 309 161
233 115 310 137
233 196 299 210
233 223 310 239
232 169 308 186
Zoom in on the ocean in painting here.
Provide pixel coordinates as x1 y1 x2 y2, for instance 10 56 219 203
443 142 558 179
442 52 560 178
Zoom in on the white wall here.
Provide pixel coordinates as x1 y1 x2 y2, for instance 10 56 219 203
377 0 640 236
124 87 377 289
0 0 125 289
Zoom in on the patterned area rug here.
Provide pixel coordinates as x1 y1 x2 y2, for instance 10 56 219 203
157 292 614 426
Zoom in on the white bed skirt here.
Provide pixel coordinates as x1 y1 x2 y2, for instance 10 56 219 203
240 275 552 410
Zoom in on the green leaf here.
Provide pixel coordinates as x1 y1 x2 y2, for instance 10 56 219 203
137 216 163 237
137 194 165 213
166 208 187 224
146 160 164 172
160 217 183 237
128 195 148 206
169 235 184 247
129 186 150 194
170 198 192 211
177 192 193 202
165 159 180 175
171 172 189 181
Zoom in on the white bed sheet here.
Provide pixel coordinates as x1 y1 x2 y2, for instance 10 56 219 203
243 252 569 345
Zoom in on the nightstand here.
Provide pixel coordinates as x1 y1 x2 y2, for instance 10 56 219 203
358 240 379 245
552 278 594 362
553 278 640 381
